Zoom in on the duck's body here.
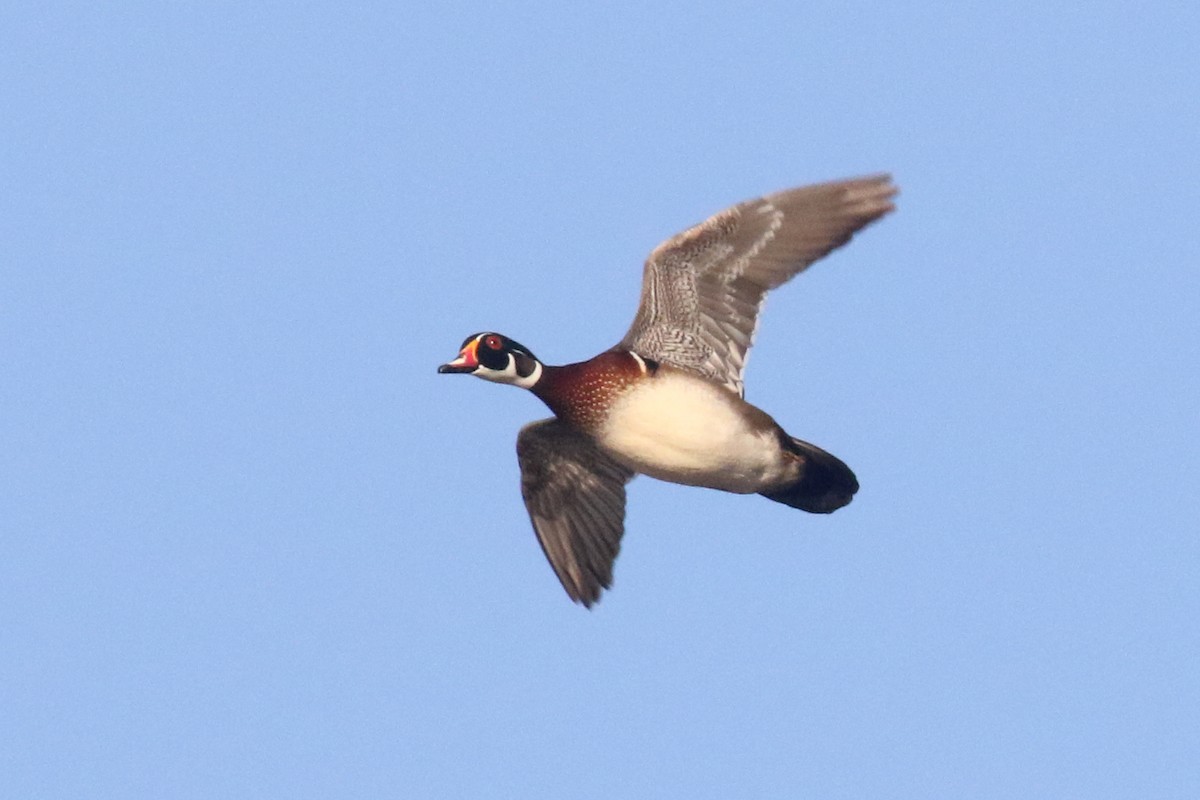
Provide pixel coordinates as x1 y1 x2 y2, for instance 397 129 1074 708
596 362 789 493
530 351 856 508
538 354 790 493
439 174 897 606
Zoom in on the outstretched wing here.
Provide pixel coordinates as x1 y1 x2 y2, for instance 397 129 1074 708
516 418 636 607
619 174 897 396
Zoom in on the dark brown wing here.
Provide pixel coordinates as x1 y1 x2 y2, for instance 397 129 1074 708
516 419 636 607
619 174 897 395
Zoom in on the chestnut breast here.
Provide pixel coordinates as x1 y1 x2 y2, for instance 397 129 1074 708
532 351 649 432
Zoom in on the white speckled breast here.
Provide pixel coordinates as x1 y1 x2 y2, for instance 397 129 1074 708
596 369 792 493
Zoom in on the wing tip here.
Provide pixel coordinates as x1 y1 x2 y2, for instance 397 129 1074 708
841 173 899 217
763 172 899 222
560 570 609 608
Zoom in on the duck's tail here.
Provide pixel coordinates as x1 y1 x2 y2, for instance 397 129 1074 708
759 436 858 514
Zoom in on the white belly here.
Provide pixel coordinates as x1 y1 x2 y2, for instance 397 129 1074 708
597 373 789 493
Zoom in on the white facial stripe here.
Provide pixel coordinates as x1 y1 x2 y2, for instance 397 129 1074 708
511 357 542 390
471 353 542 390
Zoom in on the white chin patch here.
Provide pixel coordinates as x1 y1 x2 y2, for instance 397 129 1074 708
474 367 511 384
476 356 541 389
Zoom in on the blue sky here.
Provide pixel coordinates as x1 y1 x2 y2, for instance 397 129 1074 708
3 2 1198 797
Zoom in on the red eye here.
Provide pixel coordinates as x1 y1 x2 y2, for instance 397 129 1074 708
484 335 502 350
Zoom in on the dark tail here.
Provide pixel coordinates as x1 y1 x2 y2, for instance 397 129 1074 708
759 436 859 514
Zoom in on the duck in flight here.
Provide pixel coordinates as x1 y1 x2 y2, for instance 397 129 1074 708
439 174 897 606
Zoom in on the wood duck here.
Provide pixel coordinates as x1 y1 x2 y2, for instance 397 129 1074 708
439 174 897 606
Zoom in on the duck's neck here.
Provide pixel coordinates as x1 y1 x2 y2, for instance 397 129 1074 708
528 362 566 414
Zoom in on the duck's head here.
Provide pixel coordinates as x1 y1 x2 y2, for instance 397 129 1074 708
437 332 542 389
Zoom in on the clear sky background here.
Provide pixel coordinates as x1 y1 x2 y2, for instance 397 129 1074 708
3 2 1198 798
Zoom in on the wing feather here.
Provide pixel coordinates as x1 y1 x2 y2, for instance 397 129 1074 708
619 174 897 395
516 419 636 607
